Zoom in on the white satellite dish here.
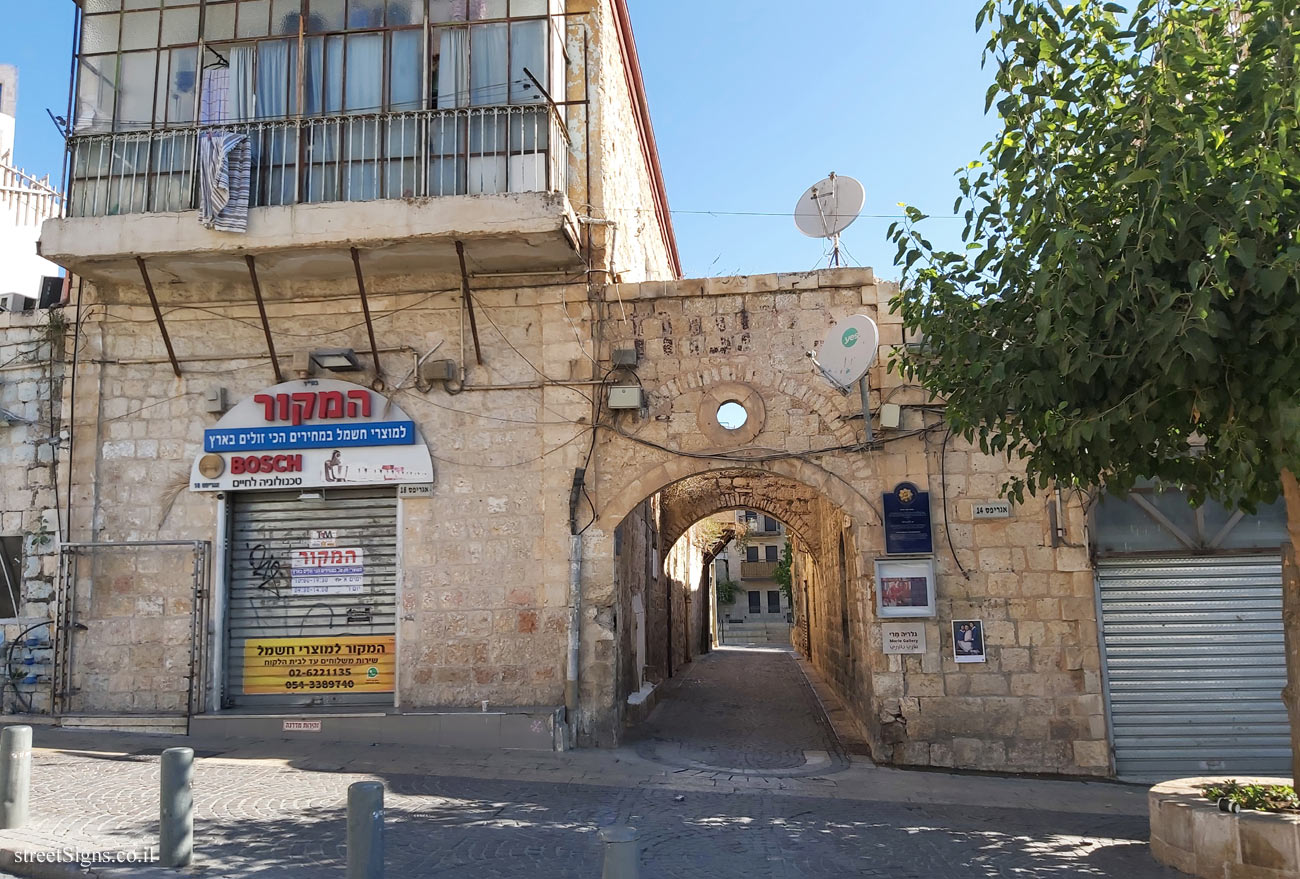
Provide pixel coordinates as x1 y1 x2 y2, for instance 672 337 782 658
795 173 865 267
817 314 880 389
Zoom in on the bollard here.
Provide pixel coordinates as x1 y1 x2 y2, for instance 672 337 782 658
598 825 640 879
159 747 194 868
0 725 31 829
347 781 384 879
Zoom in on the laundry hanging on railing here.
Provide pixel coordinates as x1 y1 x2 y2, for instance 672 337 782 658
197 50 255 233
198 131 250 233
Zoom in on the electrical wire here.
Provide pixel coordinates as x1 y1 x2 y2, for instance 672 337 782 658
427 427 588 469
940 428 972 580
468 291 594 406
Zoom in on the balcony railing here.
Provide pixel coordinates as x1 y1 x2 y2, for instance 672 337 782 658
67 105 570 219
741 561 779 580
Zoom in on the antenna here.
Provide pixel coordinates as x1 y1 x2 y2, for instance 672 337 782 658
794 172 865 268
812 315 881 445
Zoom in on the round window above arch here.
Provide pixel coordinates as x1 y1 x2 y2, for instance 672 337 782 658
698 383 766 446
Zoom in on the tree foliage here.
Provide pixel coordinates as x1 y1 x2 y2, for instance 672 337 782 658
773 540 794 602
890 0 1300 507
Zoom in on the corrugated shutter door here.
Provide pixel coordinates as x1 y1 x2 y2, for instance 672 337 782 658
1097 555 1291 779
225 488 398 709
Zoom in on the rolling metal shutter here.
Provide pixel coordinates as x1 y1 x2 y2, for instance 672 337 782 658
225 488 398 709
1097 555 1290 779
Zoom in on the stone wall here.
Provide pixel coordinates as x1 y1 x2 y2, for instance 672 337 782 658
0 309 62 712
588 269 1110 776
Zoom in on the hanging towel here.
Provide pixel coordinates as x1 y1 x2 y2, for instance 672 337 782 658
198 130 251 233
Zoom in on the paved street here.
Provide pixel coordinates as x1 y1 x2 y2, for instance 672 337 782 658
0 646 1178 878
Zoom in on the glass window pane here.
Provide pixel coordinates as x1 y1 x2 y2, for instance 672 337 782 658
161 6 200 45
325 35 344 111
468 0 505 19
509 19 544 103
117 50 159 129
389 29 422 111
430 0 466 22
433 26 468 108
84 0 121 12
256 39 293 117
159 47 198 124
123 0 159 9
203 3 237 40
469 23 506 105
347 0 384 28
307 0 345 31
121 10 161 50
236 0 270 38
272 0 302 34
1218 499 1288 550
512 0 545 14
82 14 121 55
386 0 420 26
344 32 381 111
75 56 118 132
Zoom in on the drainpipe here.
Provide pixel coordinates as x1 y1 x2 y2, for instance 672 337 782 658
564 469 585 749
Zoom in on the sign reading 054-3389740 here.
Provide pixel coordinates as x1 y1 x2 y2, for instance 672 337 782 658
189 379 435 492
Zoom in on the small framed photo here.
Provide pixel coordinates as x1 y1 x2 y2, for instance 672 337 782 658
874 556 936 618
952 619 986 663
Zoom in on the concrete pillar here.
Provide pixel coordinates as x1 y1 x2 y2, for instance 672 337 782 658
347 781 384 879
159 747 194 867
598 825 640 879
0 725 31 829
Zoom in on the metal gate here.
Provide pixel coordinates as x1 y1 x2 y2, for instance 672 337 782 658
224 488 398 709
1097 555 1291 779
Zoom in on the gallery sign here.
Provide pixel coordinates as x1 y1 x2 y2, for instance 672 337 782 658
190 379 434 491
881 622 927 655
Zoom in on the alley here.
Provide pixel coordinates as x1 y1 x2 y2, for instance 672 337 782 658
628 646 845 776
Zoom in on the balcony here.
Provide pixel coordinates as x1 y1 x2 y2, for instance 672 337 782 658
740 561 779 580
40 105 581 288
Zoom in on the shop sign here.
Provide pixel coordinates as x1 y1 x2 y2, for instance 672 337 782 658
290 547 365 595
243 635 396 695
883 482 934 555
190 379 434 492
881 622 927 655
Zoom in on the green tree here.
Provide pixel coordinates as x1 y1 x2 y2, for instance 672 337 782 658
889 0 1300 773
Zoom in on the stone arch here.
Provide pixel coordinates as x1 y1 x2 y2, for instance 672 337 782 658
656 469 825 555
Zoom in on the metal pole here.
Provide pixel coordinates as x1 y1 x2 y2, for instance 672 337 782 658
347 781 384 879
134 257 182 378
245 255 284 384
159 747 194 868
455 241 484 366
858 375 874 445
0 726 32 829
598 826 640 879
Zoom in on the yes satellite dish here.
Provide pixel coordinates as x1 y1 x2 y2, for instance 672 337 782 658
817 314 880 389
795 173 865 267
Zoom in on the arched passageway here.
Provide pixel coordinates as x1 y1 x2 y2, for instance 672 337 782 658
606 466 871 772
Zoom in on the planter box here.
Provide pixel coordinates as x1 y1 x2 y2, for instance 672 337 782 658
1149 777 1300 878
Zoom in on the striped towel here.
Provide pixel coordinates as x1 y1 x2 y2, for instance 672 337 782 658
198 130 251 233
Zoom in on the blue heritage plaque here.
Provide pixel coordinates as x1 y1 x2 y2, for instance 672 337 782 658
882 482 934 555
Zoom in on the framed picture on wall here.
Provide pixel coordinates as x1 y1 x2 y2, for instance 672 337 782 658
874 556 937 618
952 619 987 663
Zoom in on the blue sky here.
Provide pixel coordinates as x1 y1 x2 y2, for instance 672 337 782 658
2 1 996 281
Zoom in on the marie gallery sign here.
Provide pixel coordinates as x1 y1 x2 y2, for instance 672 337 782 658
190 380 435 491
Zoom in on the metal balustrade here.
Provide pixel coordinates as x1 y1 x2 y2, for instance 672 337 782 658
67 105 569 219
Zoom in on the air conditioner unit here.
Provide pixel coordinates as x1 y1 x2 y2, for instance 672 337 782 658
37 276 65 310
0 294 34 314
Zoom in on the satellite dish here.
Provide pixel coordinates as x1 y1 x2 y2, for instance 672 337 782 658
795 173 864 267
816 314 880 389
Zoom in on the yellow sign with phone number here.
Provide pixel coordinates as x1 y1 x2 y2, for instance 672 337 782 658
242 635 396 695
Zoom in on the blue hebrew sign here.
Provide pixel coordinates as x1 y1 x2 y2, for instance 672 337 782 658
883 481 934 555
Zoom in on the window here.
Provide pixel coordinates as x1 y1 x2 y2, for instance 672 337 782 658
767 590 781 614
764 516 778 532
747 591 761 614
745 546 759 563
0 537 21 619
764 544 778 563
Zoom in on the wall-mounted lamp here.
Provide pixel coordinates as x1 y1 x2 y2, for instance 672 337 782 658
310 348 363 373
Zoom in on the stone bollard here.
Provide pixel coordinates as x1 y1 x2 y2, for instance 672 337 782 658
598 825 640 879
0 725 32 829
159 747 194 868
347 781 384 879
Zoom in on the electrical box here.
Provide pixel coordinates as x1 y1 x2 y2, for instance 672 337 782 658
879 403 901 430
204 387 228 415
0 294 33 313
419 359 458 384
607 386 644 410
611 348 639 367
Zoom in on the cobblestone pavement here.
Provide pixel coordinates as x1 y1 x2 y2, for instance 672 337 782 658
0 646 1180 878
630 647 847 775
